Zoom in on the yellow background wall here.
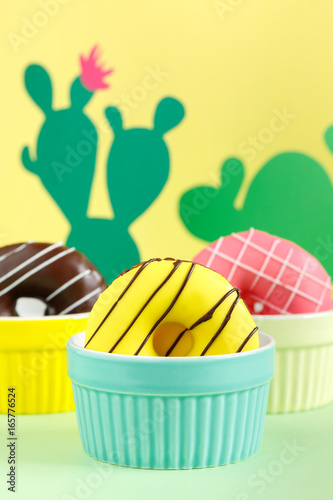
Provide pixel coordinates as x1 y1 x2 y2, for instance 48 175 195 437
2 0 333 261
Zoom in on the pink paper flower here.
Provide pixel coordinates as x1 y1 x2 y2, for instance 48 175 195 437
80 45 113 91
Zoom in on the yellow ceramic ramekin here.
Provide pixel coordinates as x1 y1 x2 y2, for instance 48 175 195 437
254 310 333 413
0 314 88 414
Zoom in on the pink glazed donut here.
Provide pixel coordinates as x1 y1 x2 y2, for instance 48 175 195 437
194 229 333 315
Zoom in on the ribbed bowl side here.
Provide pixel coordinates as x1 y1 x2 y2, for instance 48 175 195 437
267 344 333 413
0 349 75 414
72 382 270 469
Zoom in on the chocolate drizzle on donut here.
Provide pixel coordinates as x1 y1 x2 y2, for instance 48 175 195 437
165 287 240 356
86 259 258 356
85 258 158 347
108 260 182 353
200 289 241 355
236 327 259 352
134 262 196 355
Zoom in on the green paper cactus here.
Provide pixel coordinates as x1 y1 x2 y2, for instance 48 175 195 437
180 150 333 275
22 46 111 226
105 98 185 226
22 47 185 282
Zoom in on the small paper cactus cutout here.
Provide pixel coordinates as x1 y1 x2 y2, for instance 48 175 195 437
105 97 185 226
179 151 333 276
22 48 185 282
80 45 113 91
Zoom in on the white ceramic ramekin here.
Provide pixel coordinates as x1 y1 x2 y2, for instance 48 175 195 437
254 310 333 413
67 331 275 469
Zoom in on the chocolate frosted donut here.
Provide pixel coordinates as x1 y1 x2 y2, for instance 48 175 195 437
0 241 106 316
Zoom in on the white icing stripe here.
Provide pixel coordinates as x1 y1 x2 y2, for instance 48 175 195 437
250 238 280 290
0 247 75 297
282 257 311 313
58 288 102 315
265 248 294 300
0 240 34 262
232 232 331 289
46 269 92 302
0 241 63 284
315 276 331 312
228 228 254 282
250 293 286 314
205 246 322 305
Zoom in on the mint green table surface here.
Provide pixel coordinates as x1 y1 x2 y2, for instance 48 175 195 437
1 403 333 500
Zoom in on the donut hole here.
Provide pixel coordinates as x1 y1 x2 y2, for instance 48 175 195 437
15 297 47 318
153 322 194 357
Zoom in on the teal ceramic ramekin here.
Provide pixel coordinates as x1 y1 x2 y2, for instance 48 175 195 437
67 331 275 469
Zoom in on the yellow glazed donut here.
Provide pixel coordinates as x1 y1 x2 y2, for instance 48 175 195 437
84 258 259 356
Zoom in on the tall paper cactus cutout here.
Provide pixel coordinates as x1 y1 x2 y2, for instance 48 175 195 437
22 46 112 226
180 149 333 275
22 47 185 282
